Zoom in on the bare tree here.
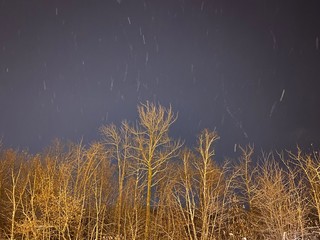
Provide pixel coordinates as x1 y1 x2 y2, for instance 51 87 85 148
195 129 221 240
229 145 258 239
288 148 320 234
131 102 182 239
248 153 308 239
174 149 199 240
173 130 235 240
3 150 29 240
153 161 184 239
100 121 132 238
124 165 145 240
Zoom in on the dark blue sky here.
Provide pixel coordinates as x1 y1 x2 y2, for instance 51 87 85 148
1 0 320 156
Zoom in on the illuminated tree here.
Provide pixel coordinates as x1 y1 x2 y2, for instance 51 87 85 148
132 102 182 239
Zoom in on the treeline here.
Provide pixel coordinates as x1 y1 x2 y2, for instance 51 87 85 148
0 102 319 240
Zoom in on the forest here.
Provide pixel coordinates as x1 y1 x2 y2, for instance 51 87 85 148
0 102 319 240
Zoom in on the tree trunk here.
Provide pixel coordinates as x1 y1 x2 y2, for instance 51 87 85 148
145 165 152 240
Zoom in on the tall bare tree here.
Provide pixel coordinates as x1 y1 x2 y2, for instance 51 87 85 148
288 149 320 231
100 121 132 238
131 102 182 239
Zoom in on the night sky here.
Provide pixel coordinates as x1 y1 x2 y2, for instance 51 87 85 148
1 0 320 156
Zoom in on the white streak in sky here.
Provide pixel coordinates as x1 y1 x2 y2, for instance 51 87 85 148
55 8 58 15
127 17 131 25
201 1 204 11
239 122 249 138
136 71 141 92
270 30 277 49
136 80 141 92
234 144 237 152
221 114 225 125
110 77 114 91
269 101 277 118
226 106 235 120
142 35 146 45
224 98 249 138
43 81 47 91
123 63 128 82
280 89 285 102
154 36 159 52
243 131 248 138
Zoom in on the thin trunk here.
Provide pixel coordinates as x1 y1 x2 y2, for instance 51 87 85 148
117 165 124 237
145 165 152 240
